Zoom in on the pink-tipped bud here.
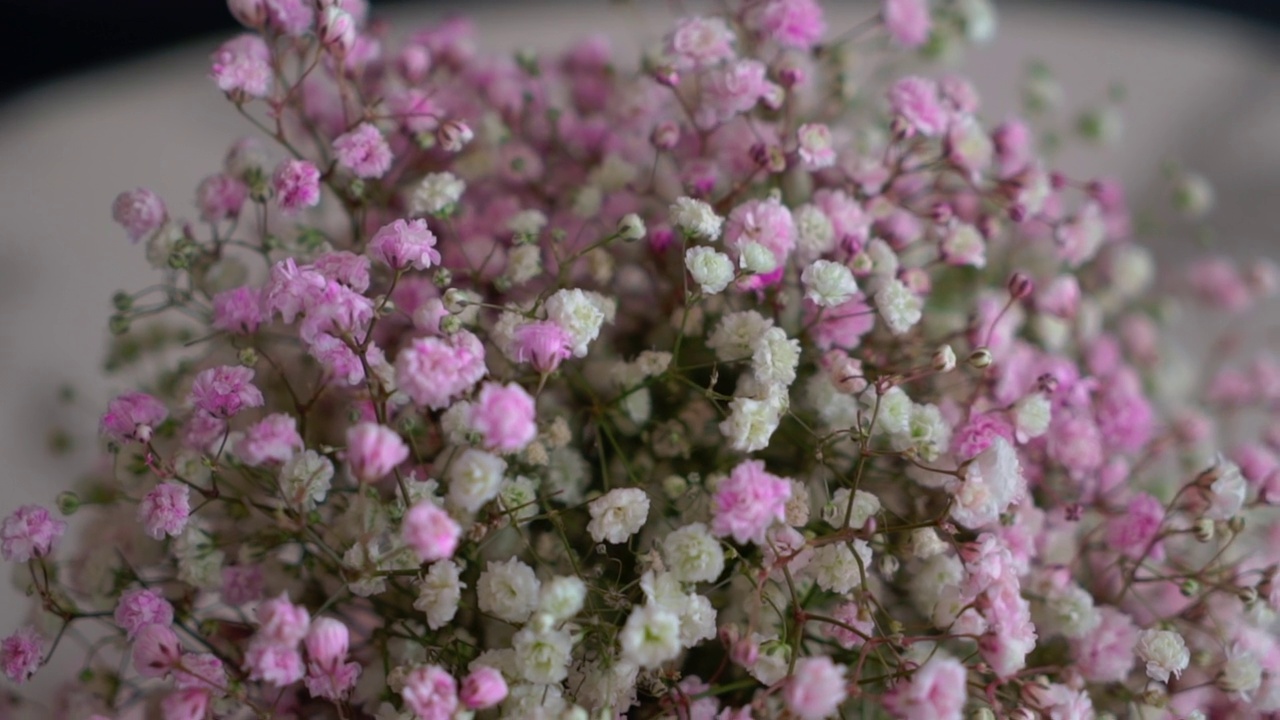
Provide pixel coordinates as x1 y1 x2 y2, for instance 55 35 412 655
319 7 356 55
930 202 953 225
1007 203 1028 223
778 65 806 88
132 624 182 679
730 636 759 667
460 666 508 710
1007 271 1034 300
652 65 680 87
438 120 474 153
397 45 432 84
652 121 680 151
1036 372 1060 395
1049 171 1069 190
227 0 268 28
304 618 350 674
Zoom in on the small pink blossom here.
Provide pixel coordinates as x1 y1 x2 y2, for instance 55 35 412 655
114 587 174 639
333 122 393 179
750 0 827 50
889 76 948 137
132 623 182 679
312 251 371 293
243 641 304 686
236 413 303 466
723 196 796 273
0 626 43 684
210 34 273 98
112 188 167 242
667 16 736 69
698 59 767 128
272 159 322 213
138 482 191 540
195 173 248 222
1071 606 1138 683
188 365 264 419
368 218 442 271
403 501 461 563
345 422 409 483
401 665 459 720
264 0 314 36
471 382 537 453
161 689 210 720
951 413 1014 459
459 665 508 710
1 505 66 563
883 0 932 49
304 658 361 701
211 285 263 335
513 321 574 374
221 564 265 606
824 601 875 649
100 391 169 444
797 123 836 169
256 593 311 646
784 656 847 719
711 460 791 545
395 330 488 410
174 652 228 694
1046 412 1104 477
1188 257 1252 312
304 618 349 675
881 655 967 720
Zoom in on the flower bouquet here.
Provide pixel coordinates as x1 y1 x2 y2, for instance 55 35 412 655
2 0 1278 718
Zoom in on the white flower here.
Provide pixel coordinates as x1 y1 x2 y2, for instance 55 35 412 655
909 528 947 559
635 351 672 378
1136 628 1190 684
538 576 587 622
1040 583 1100 639
823 489 880 530
748 634 791 686
412 172 465 216
642 572 717 649
414 560 464 630
707 310 774 362
279 449 334 511
720 394 785 453
1013 392 1052 441
957 0 998 43
864 238 899 278
793 204 836 261
497 475 540 525
504 683 567 719
618 213 646 241
801 260 859 308
871 386 913 438
587 488 651 544
739 241 777 274
572 185 603 218
751 327 801 390
545 288 607 358
477 557 541 624
949 437 1025 529
661 523 725 584
507 209 548 237
797 123 836 169
684 247 735 295
940 223 986 268
893 403 952 462
1218 646 1263 696
1205 457 1247 521
670 197 723 240
619 604 682 668
807 540 872 594
505 244 543 286
875 278 923 335
512 626 574 684
447 448 507 513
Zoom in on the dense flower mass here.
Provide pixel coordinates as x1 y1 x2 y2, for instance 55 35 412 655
7 0 1280 718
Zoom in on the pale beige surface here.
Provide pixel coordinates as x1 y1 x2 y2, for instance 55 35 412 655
0 0 1275 701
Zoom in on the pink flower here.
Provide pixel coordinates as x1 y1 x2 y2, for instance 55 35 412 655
133 623 182 678
1105 492 1164 559
243 640 304 686
513 321 574 374
174 652 228 694
1046 413 1104 477
460 665 508 710
262 258 326 323
1188 257 1252 312
256 593 311 646
221 564 265 605
305 658 361 701
888 76 948 137
711 460 791 545
345 422 409 482
211 286 263 335
667 16 736 69
808 296 876 351
368 218 442 271
100 391 169 444
797 123 836 170
401 665 459 720
188 365 264 418
333 122 392 179
161 689 210 720
114 587 174 639
314 251 372 293
723 196 796 273
471 382 537 453
264 0 314 36
138 482 191 540
304 618 350 675
883 0 932 49
951 413 1014 459
112 188 167 242
272 159 322 213
824 601 875 649
1 505 66 562
403 501 461 563
750 0 827 50
881 655 967 720
698 59 767 128
235 413 303 466
210 34 272 98
784 656 847 719
195 173 248 222
0 626 43 684
395 330 488 410
1071 606 1138 683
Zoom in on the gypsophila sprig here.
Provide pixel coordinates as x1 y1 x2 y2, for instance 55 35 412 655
7 0 1280 718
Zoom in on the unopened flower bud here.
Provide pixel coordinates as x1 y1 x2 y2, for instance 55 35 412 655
1172 171 1215 219
1239 586 1259 605
878 554 899 576
662 475 688 499
1139 688 1167 709
112 291 133 312
56 491 80 516
109 315 131 336
319 7 356 54
1008 271 1034 300
968 348 993 368
930 202 953 224
438 120 474 153
238 348 258 367
932 345 957 372
228 0 268 28
442 288 471 314
652 65 679 87
1193 517 1215 542
849 251 874 276
617 213 645 242
433 268 452 288
1228 516 1246 535
651 122 680 150
1180 579 1200 597
440 315 463 334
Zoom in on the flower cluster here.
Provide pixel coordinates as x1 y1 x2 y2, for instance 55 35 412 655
5 1 1280 719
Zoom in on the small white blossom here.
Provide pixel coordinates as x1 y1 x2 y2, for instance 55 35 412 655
739 241 777 274
793 204 836 261
1136 628 1190 684
801 260 859 308
447 448 507 513
279 449 334 511
1218 646 1263 696
477 557 541 624
587 488 651 544
909 528 947 559
512 626 574 684
618 213 646 241
497 475 540 526
505 244 543 286
720 394 785 453
538 576 587 622
1041 583 1101 639
823 489 880 530
807 540 872 594
619 604 682 668
684 247 735 295
865 238 899 278
875 278 923 335
572 185 603 218
871 386 913 438
707 310 774 362
1013 392 1052 441
670 197 723 240
412 172 465 216
751 327 801 390
662 523 725 584
545 288 607 358
414 560 464 630
1205 457 1247 521
507 209 548 237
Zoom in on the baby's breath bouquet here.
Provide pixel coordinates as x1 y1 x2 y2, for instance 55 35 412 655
3 0 1278 718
